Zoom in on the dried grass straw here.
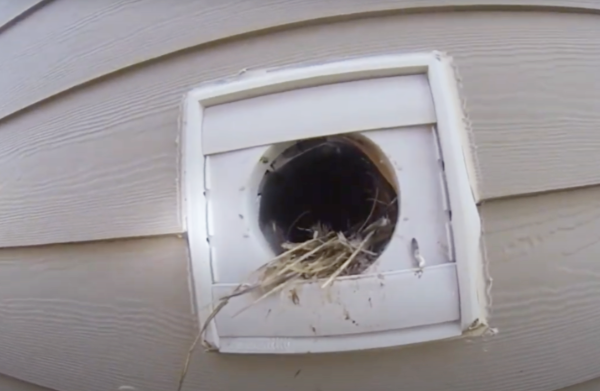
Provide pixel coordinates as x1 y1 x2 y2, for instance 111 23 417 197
177 210 396 390
177 137 398 389
212 203 395 321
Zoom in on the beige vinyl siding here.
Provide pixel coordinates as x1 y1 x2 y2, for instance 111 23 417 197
2 11 600 247
2 187 600 391
0 0 47 30
0 373 56 391
2 3 600 391
1 0 600 121
561 377 600 391
0 236 193 391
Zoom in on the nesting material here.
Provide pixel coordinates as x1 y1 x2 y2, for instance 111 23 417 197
198 135 399 351
178 212 396 391
175 136 399 389
199 215 395 349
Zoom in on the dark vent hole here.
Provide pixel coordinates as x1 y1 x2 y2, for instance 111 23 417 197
258 135 399 256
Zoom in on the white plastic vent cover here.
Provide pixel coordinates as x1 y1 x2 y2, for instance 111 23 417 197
183 51 488 354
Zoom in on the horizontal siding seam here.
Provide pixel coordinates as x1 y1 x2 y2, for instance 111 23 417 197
2 2 600 122
0 0 53 34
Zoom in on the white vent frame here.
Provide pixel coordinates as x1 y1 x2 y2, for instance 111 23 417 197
182 51 487 354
